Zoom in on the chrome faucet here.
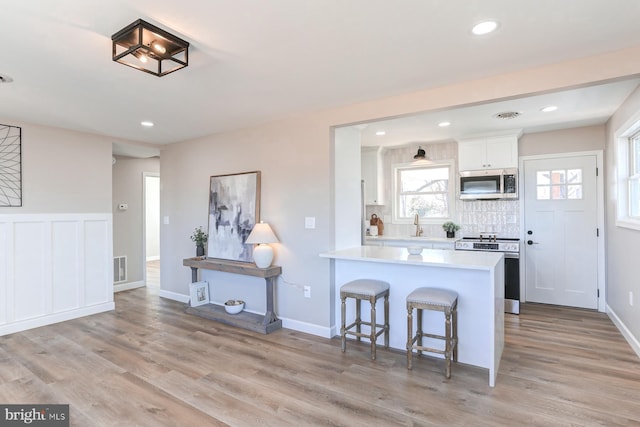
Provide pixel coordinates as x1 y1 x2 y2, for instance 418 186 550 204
414 214 423 237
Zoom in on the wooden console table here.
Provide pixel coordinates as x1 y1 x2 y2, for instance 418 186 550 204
183 257 282 334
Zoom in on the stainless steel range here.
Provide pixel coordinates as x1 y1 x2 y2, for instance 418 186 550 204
455 233 520 314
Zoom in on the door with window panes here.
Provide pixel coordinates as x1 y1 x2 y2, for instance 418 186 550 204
523 154 598 309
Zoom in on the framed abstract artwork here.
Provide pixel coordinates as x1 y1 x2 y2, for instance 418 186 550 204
207 171 260 262
0 124 22 207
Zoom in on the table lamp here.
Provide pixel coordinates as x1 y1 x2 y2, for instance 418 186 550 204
245 221 279 268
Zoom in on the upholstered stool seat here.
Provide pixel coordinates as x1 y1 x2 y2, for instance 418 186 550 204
406 287 458 378
340 279 390 360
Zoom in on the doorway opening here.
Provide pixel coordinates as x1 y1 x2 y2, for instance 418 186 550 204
144 173 160 288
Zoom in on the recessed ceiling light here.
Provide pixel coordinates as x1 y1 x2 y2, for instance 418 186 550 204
541 105 558 113
375 131 386 136
438 121 451 127
472 21 499 35
141 121 154 127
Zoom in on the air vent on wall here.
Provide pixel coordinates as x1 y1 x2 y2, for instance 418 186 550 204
494 111 521 120
114 256 127 283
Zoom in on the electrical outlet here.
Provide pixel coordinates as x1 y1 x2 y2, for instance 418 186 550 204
630 291 634 307
304 286 311 298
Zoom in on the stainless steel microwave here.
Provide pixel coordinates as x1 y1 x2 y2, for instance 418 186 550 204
459 168 518 200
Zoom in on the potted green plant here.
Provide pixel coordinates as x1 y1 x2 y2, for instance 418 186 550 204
190 226 208 257
442 221 460 238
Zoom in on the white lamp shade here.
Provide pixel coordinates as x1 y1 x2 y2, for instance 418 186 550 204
246 222 279 268
245 222 279 244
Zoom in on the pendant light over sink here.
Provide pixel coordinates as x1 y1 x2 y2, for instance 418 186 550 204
413 146 433 163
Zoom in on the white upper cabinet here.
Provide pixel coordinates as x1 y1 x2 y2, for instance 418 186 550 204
361 146 384 205
458 135 519 171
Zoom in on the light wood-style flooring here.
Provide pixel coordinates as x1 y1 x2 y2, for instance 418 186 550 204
0 282 638 426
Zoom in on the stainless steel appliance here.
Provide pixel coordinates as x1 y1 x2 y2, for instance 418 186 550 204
459 168 518 200
455 234 520 314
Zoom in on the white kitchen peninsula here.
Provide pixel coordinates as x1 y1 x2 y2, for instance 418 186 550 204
320 246 504 387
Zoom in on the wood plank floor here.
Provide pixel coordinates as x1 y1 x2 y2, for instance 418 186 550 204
0 284 638 426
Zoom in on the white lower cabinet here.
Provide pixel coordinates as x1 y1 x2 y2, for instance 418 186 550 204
372 239 455 250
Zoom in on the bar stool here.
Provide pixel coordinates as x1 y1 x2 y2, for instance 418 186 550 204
406 287 458 378
340 279 390 360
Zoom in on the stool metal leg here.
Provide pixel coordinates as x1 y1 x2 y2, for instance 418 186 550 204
341 296 346 353
452 307 458 362
416 308 423 356
369 295 376 360
407 304 413 370
445 310 452 379
355 299 362 342
383 293 389 348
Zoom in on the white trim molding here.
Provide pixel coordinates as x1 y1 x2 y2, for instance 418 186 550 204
0 213 114 336
607 304 640 359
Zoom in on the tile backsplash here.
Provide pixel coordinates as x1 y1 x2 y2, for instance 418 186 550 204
364 141 520 239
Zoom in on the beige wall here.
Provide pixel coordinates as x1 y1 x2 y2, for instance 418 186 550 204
605 85 640 347
0 121 113 214
161 47 640 331
112 156 160 284
519 125 605 157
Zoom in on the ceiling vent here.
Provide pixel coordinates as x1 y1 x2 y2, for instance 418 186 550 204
494 111 521 120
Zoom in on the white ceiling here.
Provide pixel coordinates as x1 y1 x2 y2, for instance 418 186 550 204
1 1 640 156
358 78 640 147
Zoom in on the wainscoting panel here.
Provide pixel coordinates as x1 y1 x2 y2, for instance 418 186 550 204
0 221 7 325
52 220 81 313
0 214 115 336
13 221 48 321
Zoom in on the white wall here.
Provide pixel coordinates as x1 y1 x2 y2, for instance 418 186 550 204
160 47 640 336
605 85 640 355
112 156 160 285
0 121 113 214
0 120 117 334
519 125 605 157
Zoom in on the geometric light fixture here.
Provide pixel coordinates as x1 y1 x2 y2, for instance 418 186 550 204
112 19 189 77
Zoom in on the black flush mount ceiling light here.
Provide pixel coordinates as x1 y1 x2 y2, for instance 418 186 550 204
112 19 189 77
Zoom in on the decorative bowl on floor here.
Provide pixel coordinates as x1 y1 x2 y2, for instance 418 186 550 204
224 300 245 314
407 246 423 255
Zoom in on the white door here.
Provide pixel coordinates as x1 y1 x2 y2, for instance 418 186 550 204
523 155 598 309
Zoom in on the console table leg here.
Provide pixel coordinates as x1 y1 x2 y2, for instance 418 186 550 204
190 267 198 283
263 276 279 326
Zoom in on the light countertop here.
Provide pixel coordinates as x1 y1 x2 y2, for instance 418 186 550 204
320 245 502 271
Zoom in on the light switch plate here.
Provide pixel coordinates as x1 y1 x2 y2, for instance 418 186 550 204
305 217 316 229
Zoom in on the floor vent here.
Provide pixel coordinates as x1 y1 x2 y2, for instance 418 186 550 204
114 256 127 283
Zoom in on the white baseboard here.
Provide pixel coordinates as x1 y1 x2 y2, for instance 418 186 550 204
280 317 333 338
607 304 640 359
114 280 145 293
0 302 115 337
159 290 190 304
